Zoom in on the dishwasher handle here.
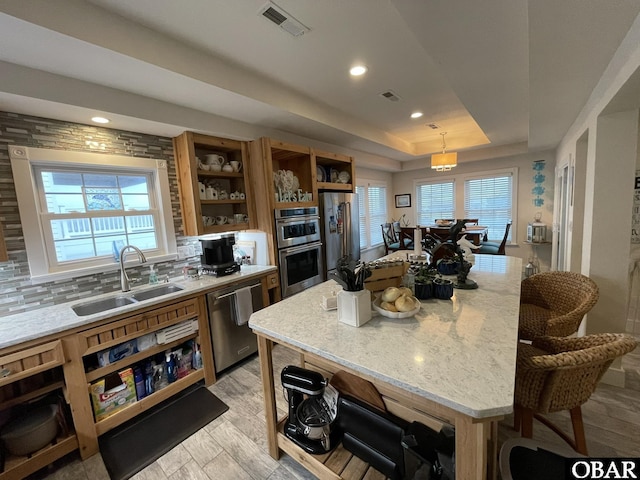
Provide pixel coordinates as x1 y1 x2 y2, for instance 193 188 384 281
213 283 261 301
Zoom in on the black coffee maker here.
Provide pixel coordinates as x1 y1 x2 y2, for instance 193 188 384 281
200 233 240 276
281 365 339 454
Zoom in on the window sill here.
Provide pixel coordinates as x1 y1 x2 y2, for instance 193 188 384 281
30 253 178 285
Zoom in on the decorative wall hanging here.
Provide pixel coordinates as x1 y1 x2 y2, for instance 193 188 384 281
532 160 546 207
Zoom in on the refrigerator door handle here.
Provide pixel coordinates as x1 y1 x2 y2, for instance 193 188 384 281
343 201 351 257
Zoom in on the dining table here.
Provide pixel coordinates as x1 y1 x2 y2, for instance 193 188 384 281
249 253 522 480
400 225 489 247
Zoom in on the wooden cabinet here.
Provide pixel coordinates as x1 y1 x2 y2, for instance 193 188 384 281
0 341 78 480
248 138 356 268
173 132 256 236
313 148 355 194
62 295 213 459
250 138 316 210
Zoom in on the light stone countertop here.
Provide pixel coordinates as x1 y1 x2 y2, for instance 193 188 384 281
0 265 276 350
249 254 522 418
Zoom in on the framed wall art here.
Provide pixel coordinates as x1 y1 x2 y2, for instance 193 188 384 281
395 194 411 208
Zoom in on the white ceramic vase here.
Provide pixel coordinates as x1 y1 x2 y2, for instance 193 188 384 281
337 289 371 327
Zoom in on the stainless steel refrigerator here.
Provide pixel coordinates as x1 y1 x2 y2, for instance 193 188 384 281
319 192 360 278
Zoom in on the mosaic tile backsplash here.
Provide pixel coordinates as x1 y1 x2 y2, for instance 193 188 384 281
0 112 201 317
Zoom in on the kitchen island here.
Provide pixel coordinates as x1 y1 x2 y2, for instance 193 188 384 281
249 254 522 480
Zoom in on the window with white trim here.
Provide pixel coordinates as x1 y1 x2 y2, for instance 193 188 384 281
464 173 514 242
415 168 517 243
416 180 455 226
10 146 177 282
356 181 388 249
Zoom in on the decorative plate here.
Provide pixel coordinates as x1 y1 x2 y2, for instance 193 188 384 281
372 296 421 319
316 166 326 182
338 171 351 184
330 168 339 183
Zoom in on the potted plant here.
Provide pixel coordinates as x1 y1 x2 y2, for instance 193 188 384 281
414 266 437 300
433 277 454 299
436 257 460 276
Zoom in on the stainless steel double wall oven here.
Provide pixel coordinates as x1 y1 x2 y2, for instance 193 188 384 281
275 207 323 298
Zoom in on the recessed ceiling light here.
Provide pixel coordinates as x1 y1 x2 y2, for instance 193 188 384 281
91 116 110 124
411 112 423 119
349 65 367 76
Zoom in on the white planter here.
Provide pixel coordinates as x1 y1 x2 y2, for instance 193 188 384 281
337 289 372 327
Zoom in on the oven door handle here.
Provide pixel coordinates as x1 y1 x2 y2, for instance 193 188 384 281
275 216 320 225
279 241 322 256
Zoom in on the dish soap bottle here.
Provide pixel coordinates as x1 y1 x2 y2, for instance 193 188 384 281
149 265 158 285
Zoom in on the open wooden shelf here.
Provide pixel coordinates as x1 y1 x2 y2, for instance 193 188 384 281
0 431 78 480
275 418 386 480
317 182 353 191
85 333 198 383
94 369 204 436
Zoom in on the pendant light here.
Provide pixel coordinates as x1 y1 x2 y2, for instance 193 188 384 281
431 132 457 171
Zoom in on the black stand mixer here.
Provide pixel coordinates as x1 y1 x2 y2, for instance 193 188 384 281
281 365 340 454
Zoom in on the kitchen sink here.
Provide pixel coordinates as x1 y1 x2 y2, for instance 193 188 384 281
72 296 138 316
71 284 185 316
130 284 184 301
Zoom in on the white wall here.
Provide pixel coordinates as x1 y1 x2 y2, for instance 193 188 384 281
388 150 556 271
552 14 640 385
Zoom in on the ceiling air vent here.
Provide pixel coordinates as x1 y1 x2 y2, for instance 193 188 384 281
259 2 310 37
427 123 440 130
380 90 401 102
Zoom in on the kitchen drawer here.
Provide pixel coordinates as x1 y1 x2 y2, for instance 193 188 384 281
266 272 279 289
0 340 65 389
77 298 199 356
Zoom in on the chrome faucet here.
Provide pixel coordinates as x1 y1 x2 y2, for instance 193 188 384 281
119 245 147 292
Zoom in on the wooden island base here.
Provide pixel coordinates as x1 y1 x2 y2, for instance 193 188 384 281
257 335 501 480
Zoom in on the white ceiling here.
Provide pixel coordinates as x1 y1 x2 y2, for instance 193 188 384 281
0 0 639 168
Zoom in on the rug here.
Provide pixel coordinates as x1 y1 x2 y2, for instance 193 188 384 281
99 383 228 480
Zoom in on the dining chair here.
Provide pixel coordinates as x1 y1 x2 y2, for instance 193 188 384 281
478 221 511 255
513 333 637 455
518 271 599 340
381 223 401 254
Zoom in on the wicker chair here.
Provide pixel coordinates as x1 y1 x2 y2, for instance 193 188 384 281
513 333 638 455
518 271 599 340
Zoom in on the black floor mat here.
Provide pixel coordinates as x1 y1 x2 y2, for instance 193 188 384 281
99 383 228 480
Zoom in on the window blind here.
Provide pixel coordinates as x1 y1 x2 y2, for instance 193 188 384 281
356 183 387 249
464 174 513 241
416 181 454 226
368 185 386 246
356 185 367 248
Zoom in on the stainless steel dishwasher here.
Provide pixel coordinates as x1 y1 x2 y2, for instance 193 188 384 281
206 281 264 373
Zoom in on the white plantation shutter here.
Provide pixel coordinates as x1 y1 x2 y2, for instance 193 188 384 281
368 186 386 246
416 181 454 226
356 185 367 248
356 182 387 248
464 174 513 241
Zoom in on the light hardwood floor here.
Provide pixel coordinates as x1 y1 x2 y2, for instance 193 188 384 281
33 338 639 480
